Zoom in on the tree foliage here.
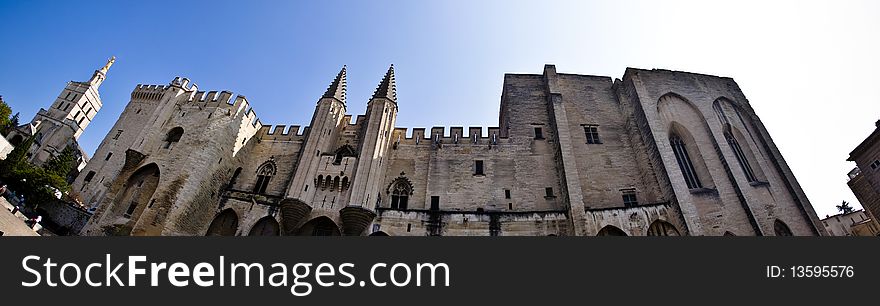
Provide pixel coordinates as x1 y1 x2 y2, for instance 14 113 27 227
0 137 75 207
836 201 854 214
0 98 11 135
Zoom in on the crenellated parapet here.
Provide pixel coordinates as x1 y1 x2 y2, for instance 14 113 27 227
131 84 170 101
257 124 309 142
389 126 509 146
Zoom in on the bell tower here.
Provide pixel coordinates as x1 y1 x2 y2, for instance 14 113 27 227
5 56 115 167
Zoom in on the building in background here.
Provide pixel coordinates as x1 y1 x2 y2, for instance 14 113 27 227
821 209 879 236
74 65 826 236
847 120 880 228
4 57 115 172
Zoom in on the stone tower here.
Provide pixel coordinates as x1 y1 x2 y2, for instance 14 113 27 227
5 56 115 169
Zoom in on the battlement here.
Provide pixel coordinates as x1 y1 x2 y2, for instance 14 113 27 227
188 90 238 105
169 76 195 90
258 124 309 141
389 126 508 146
341 114 368 126
131 84 169 101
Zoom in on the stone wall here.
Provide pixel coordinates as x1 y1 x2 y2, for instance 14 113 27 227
75 66 824 236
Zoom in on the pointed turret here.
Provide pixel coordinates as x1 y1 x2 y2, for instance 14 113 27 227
322 65 347 103
371 64 397 102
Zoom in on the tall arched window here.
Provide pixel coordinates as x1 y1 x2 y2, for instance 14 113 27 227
253 161 276 194
164 127 184 149
670 133 702 189
725 131 757 182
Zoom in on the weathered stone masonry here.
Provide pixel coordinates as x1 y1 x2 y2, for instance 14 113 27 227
73 64 827 236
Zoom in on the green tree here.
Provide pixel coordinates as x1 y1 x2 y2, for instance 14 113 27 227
0 137 75 207
43 145 75 179
836 201 854 214
0 97 11 135
0 135 34 174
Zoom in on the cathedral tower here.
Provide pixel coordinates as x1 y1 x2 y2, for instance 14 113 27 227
5 56 115 168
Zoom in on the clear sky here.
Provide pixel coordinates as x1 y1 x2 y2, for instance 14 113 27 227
1 0 878 218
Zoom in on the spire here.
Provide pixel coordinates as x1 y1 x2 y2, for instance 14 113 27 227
322 65 347 103
89 56 115 87
99 56 116 75
371 64 396 102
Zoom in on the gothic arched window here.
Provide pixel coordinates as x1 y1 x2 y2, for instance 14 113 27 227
670 133 702 189
390 182 411 210
253 161 276 194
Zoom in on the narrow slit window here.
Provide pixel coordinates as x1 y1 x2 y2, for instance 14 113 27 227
545 187 555 198
725 132 757 182
124 201 138 218
670 133 703 189
83 171 96 182
622 189 638 207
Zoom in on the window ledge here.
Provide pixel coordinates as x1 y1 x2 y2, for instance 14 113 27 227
473 174 485 177
544 195 557 199
689 188 718 195
749 181 770 187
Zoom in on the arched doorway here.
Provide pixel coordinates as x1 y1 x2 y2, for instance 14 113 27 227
248 217 280 236
369 231 389 236
114 164 160 224
647 220 680 236
774 219 793 236
297 216 341 236
597 225 627 236
205 209 239 236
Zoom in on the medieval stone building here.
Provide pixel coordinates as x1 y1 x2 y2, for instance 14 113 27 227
72 64 826 236
848 120 880 228
5 57 116 172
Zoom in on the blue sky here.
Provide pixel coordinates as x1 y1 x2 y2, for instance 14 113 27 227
1 0 879 218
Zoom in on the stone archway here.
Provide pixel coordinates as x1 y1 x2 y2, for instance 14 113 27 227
205 209 239 236
297 216 341 236
111 163 160 234
248 216 280 236
647 220 680 236
597 225 628 236
369 231 389 236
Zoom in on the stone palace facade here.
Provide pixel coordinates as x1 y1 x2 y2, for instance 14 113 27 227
70 64 826 236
